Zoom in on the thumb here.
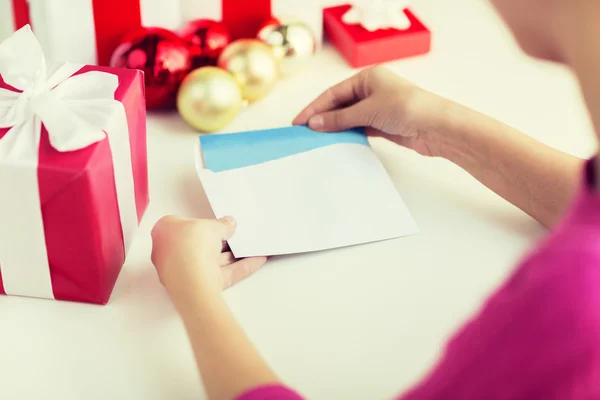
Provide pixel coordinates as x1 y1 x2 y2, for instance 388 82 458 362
307 103 369 132
216 216 237 240
222 257 268 289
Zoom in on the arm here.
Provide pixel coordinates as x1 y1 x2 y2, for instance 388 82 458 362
174 291 302 400
175 291 280 400
562 6 600 189
429 99 583 227
151 216 303 400
293 67 583 228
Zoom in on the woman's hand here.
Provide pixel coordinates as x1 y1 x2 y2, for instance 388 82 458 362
295 66 582 228
293 66 451 157
151 217 281 400
151 215 267 306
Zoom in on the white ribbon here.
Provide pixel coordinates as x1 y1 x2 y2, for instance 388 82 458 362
342 0 412 32
0 25 138 299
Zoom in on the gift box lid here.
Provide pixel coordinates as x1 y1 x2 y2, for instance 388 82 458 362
325 4 430 43
324 4 431 68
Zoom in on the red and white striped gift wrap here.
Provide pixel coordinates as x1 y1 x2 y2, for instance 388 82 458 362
0 0 322 67
0 0 181 66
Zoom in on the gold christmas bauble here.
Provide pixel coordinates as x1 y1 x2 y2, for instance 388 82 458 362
257 20 316 77
217 39 279 102
177 66 243 133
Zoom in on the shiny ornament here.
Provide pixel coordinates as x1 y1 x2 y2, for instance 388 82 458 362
179 19 231 69
257 20 316 76
217 39 279 102
177 67 243 133
110 27 192 109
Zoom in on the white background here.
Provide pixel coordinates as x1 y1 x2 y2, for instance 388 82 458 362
0 0 597 399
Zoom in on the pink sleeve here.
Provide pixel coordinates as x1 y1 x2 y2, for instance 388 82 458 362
399 251 600 400
236 385 305 400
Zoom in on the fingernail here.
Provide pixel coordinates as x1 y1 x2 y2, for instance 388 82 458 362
221 216 236 225
308 115 324 129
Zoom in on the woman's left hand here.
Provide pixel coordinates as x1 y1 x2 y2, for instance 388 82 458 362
151 215 267 306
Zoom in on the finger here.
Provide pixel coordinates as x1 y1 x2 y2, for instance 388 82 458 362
293 75 363 125
218 251 235 267
150 215 179 241
308 102 370 132
221 241 230 252
221 257 268 289
215 216 237 241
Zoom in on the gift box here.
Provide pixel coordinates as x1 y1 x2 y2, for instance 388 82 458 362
1 0 323 67
180 0 323 47
324 3 431 68
0 26 148 304
1 0 182 66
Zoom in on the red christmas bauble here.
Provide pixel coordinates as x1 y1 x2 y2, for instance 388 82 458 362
110 27 192 109
179 19 230 69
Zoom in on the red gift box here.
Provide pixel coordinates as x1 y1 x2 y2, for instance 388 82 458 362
0 28 148 304
323 4 431 68
220 0 271 40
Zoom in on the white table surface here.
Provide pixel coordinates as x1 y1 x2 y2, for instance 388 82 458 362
1 1 597 399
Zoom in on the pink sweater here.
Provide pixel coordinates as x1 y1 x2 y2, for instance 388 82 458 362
237 159 600 400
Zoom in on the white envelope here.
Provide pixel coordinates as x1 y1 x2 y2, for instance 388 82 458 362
196 126 418 258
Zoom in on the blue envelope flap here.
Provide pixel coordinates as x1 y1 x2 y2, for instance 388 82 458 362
199 126 368 172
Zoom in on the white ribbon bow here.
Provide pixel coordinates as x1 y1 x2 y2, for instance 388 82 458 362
342 0 412 32
0 26 137 299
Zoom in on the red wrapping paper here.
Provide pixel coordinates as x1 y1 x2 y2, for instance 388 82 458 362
222 0 271 39
0 66 148 304
11 0 29 30
324 4 431 68
92 0 143 66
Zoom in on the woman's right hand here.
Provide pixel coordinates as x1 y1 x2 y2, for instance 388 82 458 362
293 66 453 157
